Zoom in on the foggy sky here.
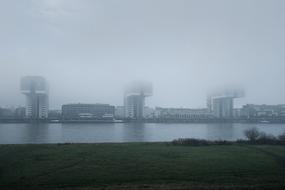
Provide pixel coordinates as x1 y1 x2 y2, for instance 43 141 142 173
0 0 285 109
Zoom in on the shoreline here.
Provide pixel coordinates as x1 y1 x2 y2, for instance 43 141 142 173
1 119 285 124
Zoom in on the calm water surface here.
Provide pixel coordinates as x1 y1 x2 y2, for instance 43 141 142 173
1 123 285 144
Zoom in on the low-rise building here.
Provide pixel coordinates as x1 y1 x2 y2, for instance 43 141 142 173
143 106 155 119
115 106 125 119
48 110 62 120
241 104 285 119
0 107 15 119
62 103 115 121
155 107 214 121
14 107 26 119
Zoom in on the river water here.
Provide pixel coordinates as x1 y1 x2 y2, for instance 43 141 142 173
0 123 285 144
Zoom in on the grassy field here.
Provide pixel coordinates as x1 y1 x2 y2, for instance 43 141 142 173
0 143 285 189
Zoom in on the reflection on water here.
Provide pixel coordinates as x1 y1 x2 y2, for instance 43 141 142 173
24 124 48 143
206 123 234 140
121 123 147 142
22 123 62 143
1 123 285 144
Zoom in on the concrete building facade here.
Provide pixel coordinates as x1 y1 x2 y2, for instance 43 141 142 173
207 88 244 119
241 104 285 119
62 103 115 121
155 107 214 121
115 106 125 119
21 76 49 119
212 97 233 118
124 81 153 120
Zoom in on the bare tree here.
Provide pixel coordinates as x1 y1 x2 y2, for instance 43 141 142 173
244 128 260 141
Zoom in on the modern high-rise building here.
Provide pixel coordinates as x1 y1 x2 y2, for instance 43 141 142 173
211 97 234 118
21 76 49 119
207 88 244 119
124 81 153 120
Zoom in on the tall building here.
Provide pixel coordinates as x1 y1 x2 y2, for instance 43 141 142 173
21 76 49 119
124 81 153 120
207 88 244 119
211 97 233 118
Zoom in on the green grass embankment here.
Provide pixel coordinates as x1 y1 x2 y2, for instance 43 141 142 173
0 143 285 189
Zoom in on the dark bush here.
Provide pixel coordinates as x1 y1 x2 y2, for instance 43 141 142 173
278 132 285 142
172 138 233 146
172 138 210 146
172 130 285 146
256 132 278 144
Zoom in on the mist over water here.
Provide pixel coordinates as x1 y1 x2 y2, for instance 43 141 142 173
1 0 285 109
1 3 285 190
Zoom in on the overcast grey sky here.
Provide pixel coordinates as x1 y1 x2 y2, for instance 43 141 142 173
0 0 285 109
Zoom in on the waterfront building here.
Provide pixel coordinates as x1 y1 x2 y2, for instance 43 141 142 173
62 103 115 121
115 106 125 119
124 81 153 120
48 110 62 120
14 107 26 119
0 107 15 119
233 108 242 119
212 97 233 118
115 105 155 120
207 88 244 119
21 76 49 119
0 106 25 120
143 106 155 119
155 107 214 121
240 104 285 119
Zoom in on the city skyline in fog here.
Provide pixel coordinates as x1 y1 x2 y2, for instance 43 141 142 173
1 0 285 109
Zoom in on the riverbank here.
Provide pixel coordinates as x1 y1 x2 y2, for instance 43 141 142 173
1 143 285 190
2 119 285 124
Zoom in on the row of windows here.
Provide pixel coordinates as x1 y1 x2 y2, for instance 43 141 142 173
161 114 212 119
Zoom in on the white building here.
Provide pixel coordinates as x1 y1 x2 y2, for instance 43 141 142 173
21 76 49 119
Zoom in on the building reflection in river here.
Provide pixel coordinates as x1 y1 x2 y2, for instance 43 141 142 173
206 123 234 141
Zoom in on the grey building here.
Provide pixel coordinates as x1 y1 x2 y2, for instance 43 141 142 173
0 107 15 119
15 107 26 119
155 107 214 121
143 106 155 119
241 104 285 119
207 88 244 119
212 97 233 118
115 106 125 119
62 103 115 121
21 76 49 119
124 81 153 120
48 110 62 120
